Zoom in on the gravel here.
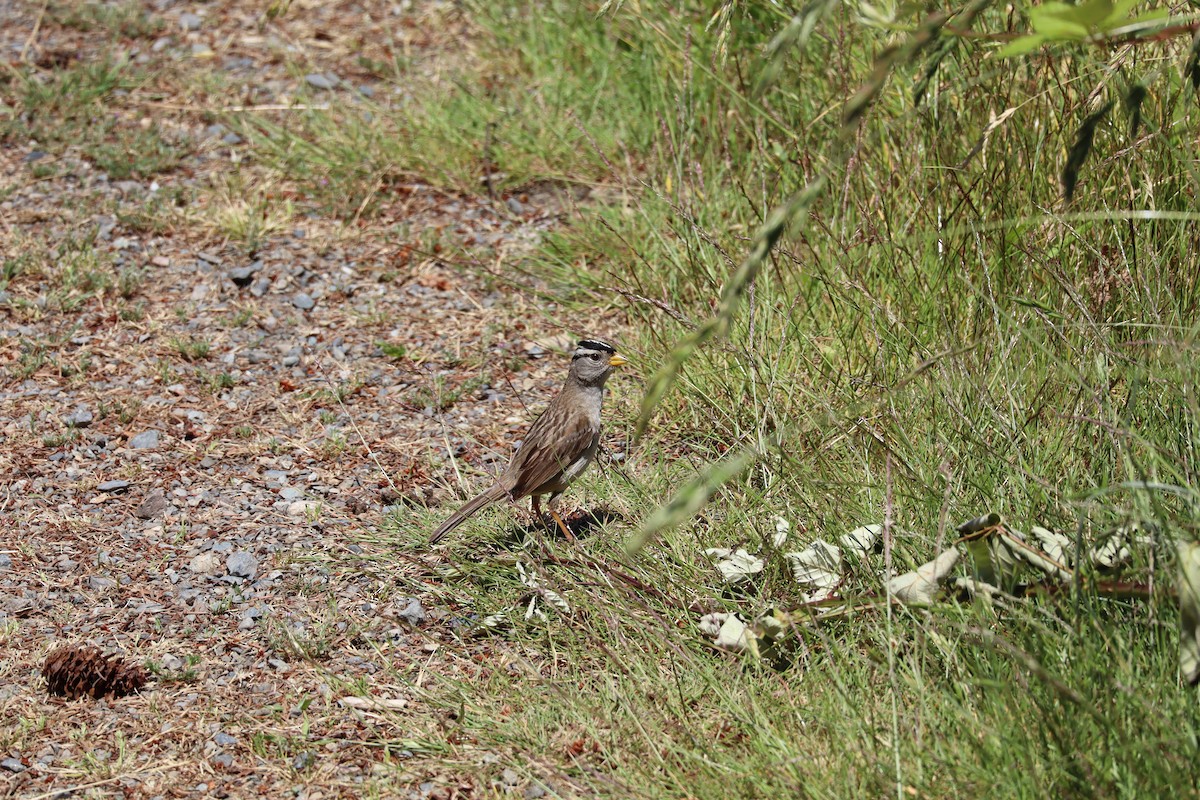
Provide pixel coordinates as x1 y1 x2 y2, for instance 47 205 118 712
0 2 622 796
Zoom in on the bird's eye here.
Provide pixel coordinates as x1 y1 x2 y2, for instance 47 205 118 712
590 353 599 360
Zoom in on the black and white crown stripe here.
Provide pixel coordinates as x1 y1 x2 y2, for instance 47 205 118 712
574 339 616 357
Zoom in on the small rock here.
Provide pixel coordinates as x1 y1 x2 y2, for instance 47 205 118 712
226 552 258 579
129 430 160 449
24 150 47 163
304 73 339 90
506 197 526 215
213 732 237 747
0 554 11 571
287 500 320 517
97 480 131 493
135 490 167 519
87 576 117 591
228 262 261 286
279 487 303 501
292 751 315 771
211 753 233 769
221 131 243 146
501 768 520 787
291 292 316 310
0 758 25 773
524 785 547 799
397 598 427 626
65 406 94 427
188 552 222 575
179 12 202 31
160 654 184 671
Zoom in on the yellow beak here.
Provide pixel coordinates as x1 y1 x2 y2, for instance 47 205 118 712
609 354 628 368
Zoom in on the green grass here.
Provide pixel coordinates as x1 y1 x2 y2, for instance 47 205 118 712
228 0 1200 796
1 58 190 179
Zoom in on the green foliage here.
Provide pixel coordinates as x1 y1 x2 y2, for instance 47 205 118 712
998 0 1170 57
1 59 189 179
234 0 1200 794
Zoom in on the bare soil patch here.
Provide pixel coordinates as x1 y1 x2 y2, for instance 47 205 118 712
1 3 632 797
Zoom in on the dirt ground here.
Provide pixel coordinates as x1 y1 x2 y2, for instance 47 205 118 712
0 2 632 797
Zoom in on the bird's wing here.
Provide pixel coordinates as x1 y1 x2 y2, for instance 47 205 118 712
505 403 598 499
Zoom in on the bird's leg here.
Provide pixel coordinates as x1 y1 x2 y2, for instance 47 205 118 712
531 495 542 524
547 496 575 542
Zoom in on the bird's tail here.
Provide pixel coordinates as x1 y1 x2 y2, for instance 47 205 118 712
429 484 507 545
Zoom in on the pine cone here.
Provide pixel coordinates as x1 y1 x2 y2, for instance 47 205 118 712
42 645 149 700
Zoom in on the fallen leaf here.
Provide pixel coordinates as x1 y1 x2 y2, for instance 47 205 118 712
888 549 959 606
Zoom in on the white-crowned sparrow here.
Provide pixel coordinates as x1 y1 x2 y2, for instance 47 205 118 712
429 339 627 544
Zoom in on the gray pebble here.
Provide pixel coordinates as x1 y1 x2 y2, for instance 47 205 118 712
65 406 94 427
211 753 233 769
87 576 117 590
304 73 339 90
0 554 11 571
226 552 258 579
501 768 520 786
160 654 183 671
398 598 427 625
228 262 260 286
0 758 25 773
128 430 160 449
97 480 131 493
279 487 303 501
188 552 222 575
506 197 526 215
292 751 315 772
524 785 547 799
135 490 167 519
179 12 202 31
221 131 243 145
213 732 237 747
291 292 316 311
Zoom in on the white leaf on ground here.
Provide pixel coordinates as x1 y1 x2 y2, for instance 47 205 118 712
524 595 546 622
1092 531 1131 569
784 541 842 601
698 612 728 637
1007 527 1072 580
698 612 756 653
481 614 508 628
714 614 756 654
1178 542 1200 686
772 516 790 548
888 548 959 606
706 547 765 584
953 576 1004 601
540 588 571 614
757 611 787 641
841 524 881 557
1030 525 1072 566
